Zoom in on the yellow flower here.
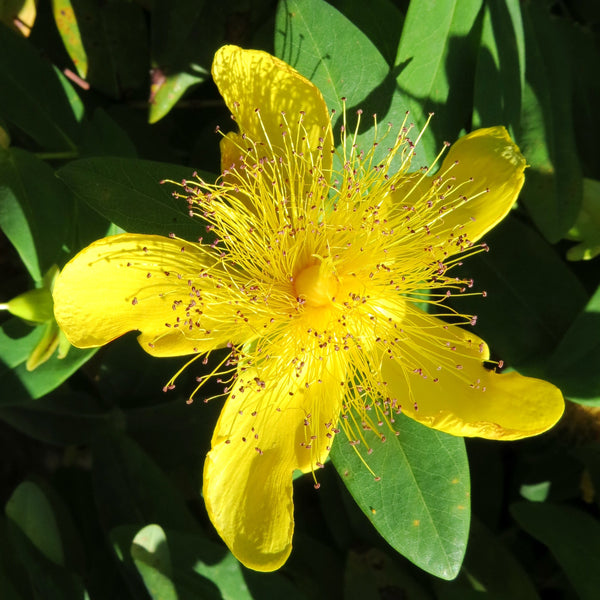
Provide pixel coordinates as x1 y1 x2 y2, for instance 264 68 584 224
53 46 564 571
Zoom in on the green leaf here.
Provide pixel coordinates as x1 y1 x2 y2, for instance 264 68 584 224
149 0 226 123
392 0 484 165
0 392 122 444
114 523 283 600
330 412 470 580
130 524 238 600
344 548 433 600
519 3 582 242
461 517 540 600
0 22 80 150
473 0 524 135
511 502 600 600
5 481 64 566
56 157 207 240
62 0 148 98
79 108 137 158
0 317 97 402
0 0 36 36
274 0 390 119
565 178 600 261
149 70 207 124
0 147 75 281
4 522 85 600
132 525 179 600
328 0 405 67
52 0 88 78
92 432 200 532
448 215 588 370
545 285 600 404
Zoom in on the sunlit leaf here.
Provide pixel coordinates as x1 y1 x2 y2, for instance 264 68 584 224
275 0 390 118
149 69 207 124
52 0 88 78
519 3 582 242
331 412 470 580
473 0 524 135
392 0 484 165
0 0 37 36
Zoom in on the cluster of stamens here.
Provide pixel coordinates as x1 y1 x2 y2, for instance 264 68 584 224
150 103 491 476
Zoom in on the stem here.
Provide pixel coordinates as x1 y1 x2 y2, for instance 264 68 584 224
35 151 79 161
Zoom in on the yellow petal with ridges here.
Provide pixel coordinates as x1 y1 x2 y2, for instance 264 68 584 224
203 358 342 571
380 308 564 440
53 234 247 357
211 45 333 173
395 127 526 249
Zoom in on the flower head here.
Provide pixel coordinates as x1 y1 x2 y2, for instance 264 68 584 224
53 46 564 571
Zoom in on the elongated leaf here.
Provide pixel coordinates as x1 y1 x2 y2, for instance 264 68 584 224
473 0 524 135
62 0 147 98
329 0 405 66
461 517 540 600
0 392 120 444
92 432 200 533
392 0 484 165
5 522 84 600
448 215 588 370
519 4 582 241
79 108 137 158
344 548 433 600
5 482 87 599
511 502 600 600
331 412 470 580
5 481 64 566
0 317 97 402
131 524 239 600
0 23 80 150
57 157 206 240
0 0 37 36
0 147 75 282
149 0 228 122
52 0 88 78
274 0 390 119
149 70 207 124
545 285 600 403
132 525 179 600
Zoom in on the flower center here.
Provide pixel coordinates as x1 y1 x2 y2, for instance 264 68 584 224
294 263 339 307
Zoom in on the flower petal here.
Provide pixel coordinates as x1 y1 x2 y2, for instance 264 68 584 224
203 358 342 571
53 234 244 357
212 45 333 172
380 308 564 440
394 127 526 248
